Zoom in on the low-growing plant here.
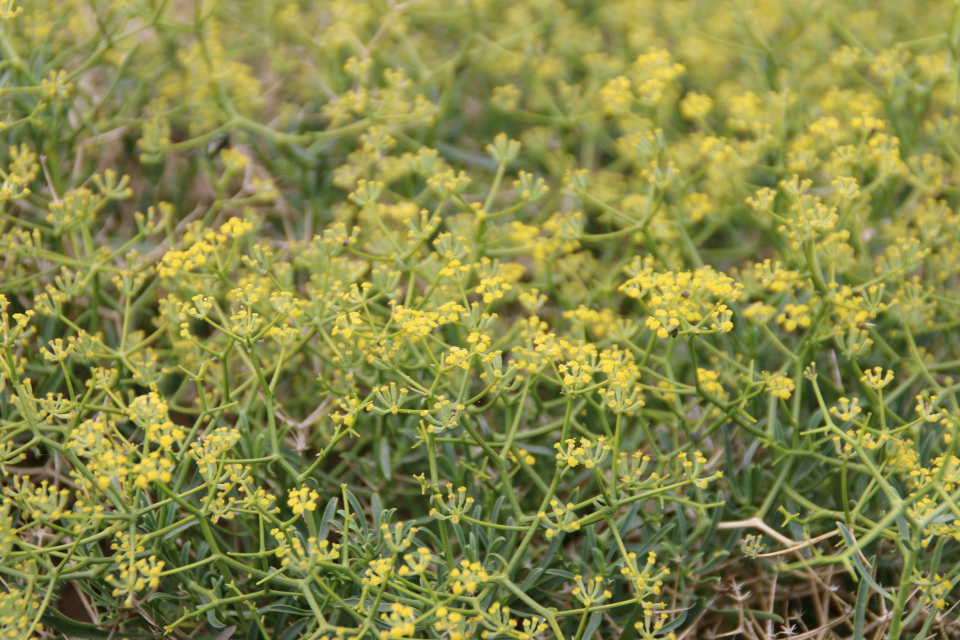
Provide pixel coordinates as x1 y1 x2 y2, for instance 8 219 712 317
2 0 960 639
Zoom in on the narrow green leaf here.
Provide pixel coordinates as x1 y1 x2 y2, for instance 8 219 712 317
853 575 869 640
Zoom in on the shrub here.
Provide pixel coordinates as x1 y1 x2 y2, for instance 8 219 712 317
1 1 960 639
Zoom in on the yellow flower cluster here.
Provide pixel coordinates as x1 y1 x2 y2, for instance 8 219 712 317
620 264 741 338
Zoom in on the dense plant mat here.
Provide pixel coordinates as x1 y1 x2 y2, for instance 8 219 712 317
3 0 960 638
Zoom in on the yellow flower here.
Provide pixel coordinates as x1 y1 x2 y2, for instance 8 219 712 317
287 486 319 515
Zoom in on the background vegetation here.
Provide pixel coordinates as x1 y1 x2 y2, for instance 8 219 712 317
2 0 960 638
